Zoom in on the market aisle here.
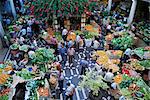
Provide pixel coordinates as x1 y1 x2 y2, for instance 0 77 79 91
62 47 97 100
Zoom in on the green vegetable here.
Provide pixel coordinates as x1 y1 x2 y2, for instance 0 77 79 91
32 48 56 64
112 35 133 50
19 45 29 52
16 69 33 79
10 43 19 50
0 95 9 100
139 60 150 69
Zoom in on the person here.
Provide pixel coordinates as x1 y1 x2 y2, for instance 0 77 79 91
68 39 74 48
123 48 132 62
93 39 100 50
58 70 64 93
80 57 88 75
65 82 75 100
67 47 75 66
59 43 67 65
62 28 68 41
76 34 81 51
20 28 26 36
106 23 112 33
27 25 32 37
28 50 35 59
104 69 114 83
50 36 58 53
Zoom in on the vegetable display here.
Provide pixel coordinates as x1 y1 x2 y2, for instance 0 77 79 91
19 45 29 52
139 60 150 69
10 43 19 50
79 70 108 96
16 69 33 80
112 35 133 50
119 74 150 99
32 48 55 64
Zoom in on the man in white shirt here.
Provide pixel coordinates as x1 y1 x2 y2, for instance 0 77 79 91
104 69 114 83
76 35 81 51
67 47 75 66
65 82 75 100
62 28 68 41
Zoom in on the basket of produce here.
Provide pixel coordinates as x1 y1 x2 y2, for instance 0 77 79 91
10 43 19 55
0 74 10 85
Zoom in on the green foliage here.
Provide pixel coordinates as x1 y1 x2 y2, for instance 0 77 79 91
16 69 33 80
29 0 98 18
119 74 138 89
112 35 133 50
0 95 9 100
19 45 29 52
32 48 56 64
10 43 19 50
79 70 108 96
139 60 150 69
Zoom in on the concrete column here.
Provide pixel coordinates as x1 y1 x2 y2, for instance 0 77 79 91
81 14 86 31
107 0 112 12
0 21 5 37
9 0 17 19
0 21 5 49
127 0 137 24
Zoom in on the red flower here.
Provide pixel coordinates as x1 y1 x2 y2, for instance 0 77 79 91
76 7 78 11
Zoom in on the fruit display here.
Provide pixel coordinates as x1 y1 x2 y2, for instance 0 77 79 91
107 50 123 59
129 59 145 71
119 74 150 99
4 65 13 72
114 74 122 84
105 34 114 41
67 32 76 41
94 50 120 72
0 74 10 85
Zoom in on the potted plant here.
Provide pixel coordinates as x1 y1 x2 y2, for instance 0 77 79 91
10 43 19 55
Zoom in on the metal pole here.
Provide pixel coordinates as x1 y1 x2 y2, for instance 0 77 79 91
9 0 17 19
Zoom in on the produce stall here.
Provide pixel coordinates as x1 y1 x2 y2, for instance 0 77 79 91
91 50 123 72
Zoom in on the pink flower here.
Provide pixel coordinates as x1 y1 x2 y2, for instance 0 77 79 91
40 14 42 16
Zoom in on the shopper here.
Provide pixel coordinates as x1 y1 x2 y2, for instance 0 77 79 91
62 28 68 41
123 48 132 62
80 57 88 75
65 82 75 100
67 47 75 66
59 43 67 65
68 39 74 48
93 39 100 50
58 70 64 93
76 34 81 51
104 69 114 83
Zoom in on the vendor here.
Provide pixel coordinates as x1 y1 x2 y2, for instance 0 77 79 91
123 48 132 62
